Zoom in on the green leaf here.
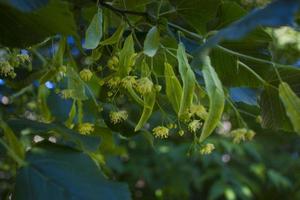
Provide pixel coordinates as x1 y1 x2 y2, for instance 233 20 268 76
118 34 135 77
135 90 156 131
0 0 77 48
83 9 103 49
177 43 196 118
170 0 221 34
199 56 225 142
164 62 182 113
100 23 124 46
144 26 160 57
15 143 131 200
7 119 100 152
279 82 300 134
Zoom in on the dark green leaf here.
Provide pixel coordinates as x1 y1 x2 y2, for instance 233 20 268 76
15 143 131 200
7 119 100 152
0 0 77 47
170 0 221 34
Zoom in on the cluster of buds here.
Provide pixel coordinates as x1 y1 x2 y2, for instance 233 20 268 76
230 128 256 144
107 56 119 71
80 69 93 82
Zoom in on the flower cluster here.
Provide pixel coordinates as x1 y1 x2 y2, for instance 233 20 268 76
200 143 215 155
152 126 169 139
230 128 256 144
60 89 74 99
121 76 137 89
135 77 153 95
0 61 15 78
190 104 208 120
78 123 94 135
109 110 128 124
188 120 202 133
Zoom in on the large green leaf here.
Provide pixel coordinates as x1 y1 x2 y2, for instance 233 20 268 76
279 82 300 134
7 119 100 152
0 0 77 47
169 0 221 34
83 9 103 49
144 26 160 57
199 56 225 142
15 143 131 200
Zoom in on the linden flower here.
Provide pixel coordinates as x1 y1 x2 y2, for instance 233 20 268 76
200 143 215 155
230 128 247 144
135 77 153 95
78 123 94 135
190 105 208 120
60 89 74 99
109 110 128 124
152 126 169 139
121 76 137 89
245 130 256 141
79 69 93 81
188 120 202 133
16 54 30 63
107 77 121 88
0 61 15 78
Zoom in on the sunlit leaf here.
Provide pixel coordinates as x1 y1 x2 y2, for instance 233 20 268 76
144 26 160 57
279 82 300 134
83 9 103 49
177 43 196 118
199 56 225 142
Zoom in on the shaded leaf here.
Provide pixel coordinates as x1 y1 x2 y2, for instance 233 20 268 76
15 143 131 200
170 0 221 34
7 119 100 152
199 0 299 51
0 0 77 47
